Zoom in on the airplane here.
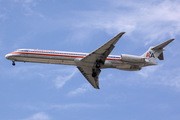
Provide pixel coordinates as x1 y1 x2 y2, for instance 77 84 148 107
5 32 174 89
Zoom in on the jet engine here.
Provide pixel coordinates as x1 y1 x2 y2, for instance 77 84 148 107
121 54 145 62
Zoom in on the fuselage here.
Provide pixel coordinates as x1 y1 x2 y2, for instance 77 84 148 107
5 49 124 69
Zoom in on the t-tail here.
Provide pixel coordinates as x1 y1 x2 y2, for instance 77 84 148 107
141 39 174 65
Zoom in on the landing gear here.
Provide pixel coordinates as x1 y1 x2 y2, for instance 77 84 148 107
12 60 15 66
95 59 103 68
91 68 101 79
92 69 97 77
96 63 100 68
92 72 97 77
92 60 103 77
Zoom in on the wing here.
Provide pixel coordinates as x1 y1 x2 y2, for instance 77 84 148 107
77 32 125 89
77 67 101 89
80 32 125 64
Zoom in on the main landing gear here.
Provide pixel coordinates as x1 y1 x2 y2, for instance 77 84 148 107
92 69 97 77
92 68 101 79
92 60 103 78
95 59 103 69
12 60 15 66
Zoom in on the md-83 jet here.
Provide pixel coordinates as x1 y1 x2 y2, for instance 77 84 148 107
5 32 174 89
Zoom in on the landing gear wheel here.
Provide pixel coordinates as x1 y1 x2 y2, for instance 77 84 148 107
92 72 97 77
96 59 102 68
96 63 100 68
12 61 15 66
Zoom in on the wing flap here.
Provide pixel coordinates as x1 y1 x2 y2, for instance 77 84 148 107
77 67 101 89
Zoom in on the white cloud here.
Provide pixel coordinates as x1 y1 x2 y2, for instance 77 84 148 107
24 103 110 111
54 68 77 88
22 0 38 16
4 0 179 47
155 68 180 88
50 103 109 109
12 0 42 17
67 74 114 97
24 0 34 4
168 41 180 57
134 64 180 88
2 63 79 89
67 83 92 97
23 112 50 120
137 65 162 78
67 0 180 45
100 74 114 81
7 0 179 46
105 94 127 103
2 64 79 89
4 65 41 77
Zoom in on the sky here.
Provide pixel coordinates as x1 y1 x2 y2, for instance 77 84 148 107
0 0 180 120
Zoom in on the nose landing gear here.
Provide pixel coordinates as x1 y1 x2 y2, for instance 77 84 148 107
12 60 15 66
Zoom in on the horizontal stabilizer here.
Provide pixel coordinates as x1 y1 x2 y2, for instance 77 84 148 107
158 52 164 60
152 39 174 50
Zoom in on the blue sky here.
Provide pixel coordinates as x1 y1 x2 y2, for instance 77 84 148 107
1 0 180 120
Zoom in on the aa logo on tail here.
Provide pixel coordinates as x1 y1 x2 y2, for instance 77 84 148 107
146 51 155 58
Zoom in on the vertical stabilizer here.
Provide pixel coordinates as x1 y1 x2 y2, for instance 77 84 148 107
141 47 164 62
141 39 174 62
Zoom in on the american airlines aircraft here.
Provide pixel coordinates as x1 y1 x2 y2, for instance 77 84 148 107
5 32 174 89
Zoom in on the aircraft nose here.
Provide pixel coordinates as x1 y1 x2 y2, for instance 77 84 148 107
5 54 10 59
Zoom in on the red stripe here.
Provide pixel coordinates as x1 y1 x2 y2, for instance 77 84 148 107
9 52 122 61
106 58 122 61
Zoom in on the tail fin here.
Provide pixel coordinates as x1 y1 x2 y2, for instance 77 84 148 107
141 39 174 62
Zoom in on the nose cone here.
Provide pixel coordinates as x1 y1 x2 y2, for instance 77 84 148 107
5 54 10 59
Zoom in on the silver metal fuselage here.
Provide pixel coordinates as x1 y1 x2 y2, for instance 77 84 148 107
5 49 127 69
5 49 152 71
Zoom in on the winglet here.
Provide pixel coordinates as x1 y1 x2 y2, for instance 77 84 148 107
152 39 174 50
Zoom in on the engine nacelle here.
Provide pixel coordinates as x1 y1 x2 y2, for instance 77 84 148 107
121 54 145 62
